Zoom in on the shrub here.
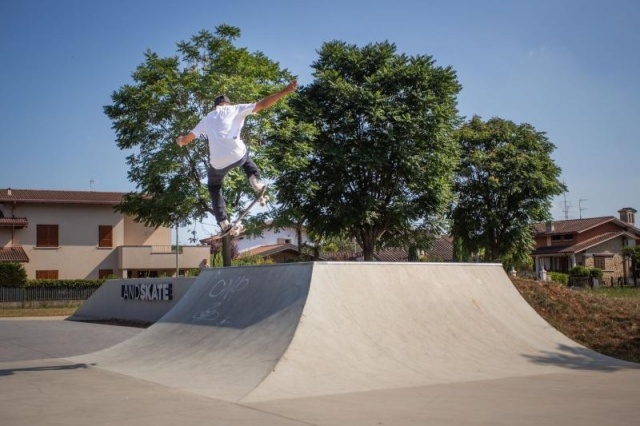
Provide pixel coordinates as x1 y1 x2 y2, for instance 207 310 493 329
0 262 28 286
570 265 590 277
589 268 603 280
549 272 569 285
25 279 104 288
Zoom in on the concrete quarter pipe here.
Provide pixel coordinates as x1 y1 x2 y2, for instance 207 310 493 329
71 262 636 403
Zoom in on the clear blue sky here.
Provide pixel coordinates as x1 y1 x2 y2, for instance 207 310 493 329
2 0 639 240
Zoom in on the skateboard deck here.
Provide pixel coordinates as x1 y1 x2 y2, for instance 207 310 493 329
219 184 268 238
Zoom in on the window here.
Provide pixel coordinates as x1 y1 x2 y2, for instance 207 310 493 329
551 234 573 242
98 225 113 248
594 256 607 270
36 270 59 279
37 225 59 247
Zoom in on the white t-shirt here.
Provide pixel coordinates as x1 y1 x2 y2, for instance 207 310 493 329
191 103 256 169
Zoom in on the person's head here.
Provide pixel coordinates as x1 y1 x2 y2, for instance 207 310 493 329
214 95 231 107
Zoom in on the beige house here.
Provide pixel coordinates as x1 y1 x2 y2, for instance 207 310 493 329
0 188 209 279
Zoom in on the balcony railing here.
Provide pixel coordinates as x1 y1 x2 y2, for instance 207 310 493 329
150 245 183 254
117 245 210 270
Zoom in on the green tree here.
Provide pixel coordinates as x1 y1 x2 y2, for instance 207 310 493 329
105 25 293 230
451 116 566 268
0 262 27 286
268 41 461 261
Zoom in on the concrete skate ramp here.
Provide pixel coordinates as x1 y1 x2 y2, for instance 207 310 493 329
71 262 634 403
70 277 196 324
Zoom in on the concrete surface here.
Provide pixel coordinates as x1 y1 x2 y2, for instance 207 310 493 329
1 262 639 425
70 277 196 323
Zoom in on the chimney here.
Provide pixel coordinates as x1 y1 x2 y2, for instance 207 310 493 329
618 207 637 226
545 220 554 232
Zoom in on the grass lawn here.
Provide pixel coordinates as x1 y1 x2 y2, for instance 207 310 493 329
0 303 81 318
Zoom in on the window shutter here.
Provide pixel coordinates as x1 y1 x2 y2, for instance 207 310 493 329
99 226 113 248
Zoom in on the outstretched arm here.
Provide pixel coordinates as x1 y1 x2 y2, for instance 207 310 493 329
176 132 196 147
253 79 298 113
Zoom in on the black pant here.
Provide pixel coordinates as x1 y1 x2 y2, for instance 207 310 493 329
207 151 260 223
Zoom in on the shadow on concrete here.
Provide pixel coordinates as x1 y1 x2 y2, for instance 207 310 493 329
522 343 640 372
0 363 93 377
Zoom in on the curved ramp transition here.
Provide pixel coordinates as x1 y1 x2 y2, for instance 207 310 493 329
71 262 635 403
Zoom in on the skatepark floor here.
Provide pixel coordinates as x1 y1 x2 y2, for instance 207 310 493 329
2 263 639 425
2 316 639 426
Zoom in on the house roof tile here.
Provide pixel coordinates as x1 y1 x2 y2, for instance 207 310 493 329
564 231 636 253
0 247 29 262
0 188 125 205
531 231 637 256
532 216 640 236
374 238 454 262
426 238 455 261
0 217 28 227
374 248 409 262
532 217 616 234
238 243 311 259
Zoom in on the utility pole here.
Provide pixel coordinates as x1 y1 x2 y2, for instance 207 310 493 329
175 221 179 277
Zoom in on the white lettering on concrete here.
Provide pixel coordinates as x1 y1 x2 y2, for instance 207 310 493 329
121 283 173 301
193 276 249 324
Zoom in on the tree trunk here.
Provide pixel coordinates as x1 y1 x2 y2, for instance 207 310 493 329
408 244 419 262
222 235 232 267
361 234 376 261
296 222 304 255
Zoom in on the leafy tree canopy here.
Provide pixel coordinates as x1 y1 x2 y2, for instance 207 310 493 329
451 116 566 268
268 40 462 260
105 25 293 230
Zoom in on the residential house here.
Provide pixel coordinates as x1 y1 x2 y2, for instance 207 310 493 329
238 243 313 263
234 222 307 253
531 208 640 283
209 221 454 263
0 188 209 279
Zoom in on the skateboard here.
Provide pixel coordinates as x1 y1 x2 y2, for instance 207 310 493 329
218 184 269 238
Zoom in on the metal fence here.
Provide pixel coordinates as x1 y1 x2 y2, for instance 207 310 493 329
0 286 99 303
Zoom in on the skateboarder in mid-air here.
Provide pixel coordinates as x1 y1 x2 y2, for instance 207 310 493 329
176 80 298 233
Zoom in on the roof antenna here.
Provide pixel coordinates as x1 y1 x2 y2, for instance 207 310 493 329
579 199 588 219
90 179 95 191
561 183 570 220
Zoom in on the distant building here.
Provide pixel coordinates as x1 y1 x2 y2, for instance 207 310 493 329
0 188 209 279
531 207 640 283
204 220 453 264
